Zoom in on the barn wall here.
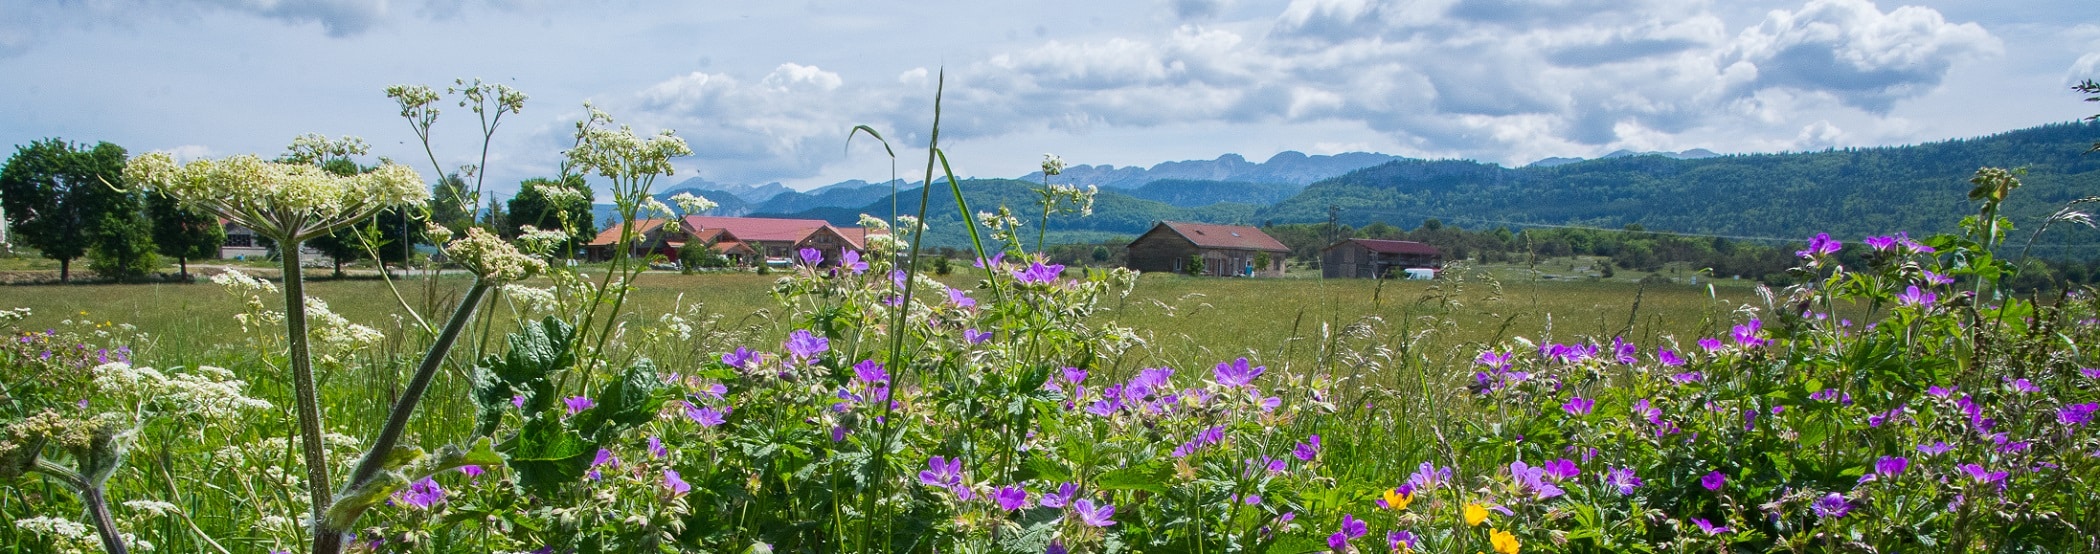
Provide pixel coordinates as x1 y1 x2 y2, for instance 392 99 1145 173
1127 231 1199 274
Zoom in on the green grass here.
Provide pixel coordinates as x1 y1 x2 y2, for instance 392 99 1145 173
5 260 1768 379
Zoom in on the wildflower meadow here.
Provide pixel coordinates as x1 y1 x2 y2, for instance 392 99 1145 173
4 77 2100 554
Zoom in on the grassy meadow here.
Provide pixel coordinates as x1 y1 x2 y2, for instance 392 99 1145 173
1 261 1765 378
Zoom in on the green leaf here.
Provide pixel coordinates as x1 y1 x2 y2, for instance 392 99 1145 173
1020 451 1071 484
576 359 666 439
507 416 593 495
1097 460 1172 494
323 470 409 530
405 437 504 481
471 317 576 435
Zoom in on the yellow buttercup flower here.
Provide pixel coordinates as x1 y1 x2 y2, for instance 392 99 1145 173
1464 503 1489 526
1383 488 1414 511
1490 529 1521 554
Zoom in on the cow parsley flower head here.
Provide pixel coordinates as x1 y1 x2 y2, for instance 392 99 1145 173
125 148 428 243
445 227 547 283
669 192 717 214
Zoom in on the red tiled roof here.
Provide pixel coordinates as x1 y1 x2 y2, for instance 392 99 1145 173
587 219 669 246
682 215 832 243
1339 238 1440 256
1157 221 1290 252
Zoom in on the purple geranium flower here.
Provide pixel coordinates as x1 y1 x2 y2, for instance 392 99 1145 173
1958 463 2008 486
1562 396 1595 416
1039 482 1077 508
1656 348 1686 367
685 402 727 427
663 469 690 496
394 477 445 508
648 436 668 459
1409 461 1452 490
1073 498 1116 527
1292 435 1321 462
1542 458 1580 480
919 456 963 488
1697 337 1724 351
722 347 757 370
946 287 976 309
1212 357 1264 388
1731 319 1768 348
1603 467 1642 495
964 329 992 344
1875 456 1909 478
853 359 889 385
2059 403 2099 426
460 465 484 479
563 396 595 414
1693 518 1730 535
1014 261 1064 285
1327 513 1367 550
1898 285 1937 307
1797 233 1841 258
840 250 867 274
785 330 829 362
994 485 1029 511
1864 235 1897 251
1510 460 1565 500
1918 441 1953 456
798 247 824 266
1812 493 1850 519
1701 471 1725 491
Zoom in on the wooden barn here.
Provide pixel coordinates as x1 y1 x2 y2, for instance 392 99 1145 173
1125 221 1290 277
1321 238 1441 279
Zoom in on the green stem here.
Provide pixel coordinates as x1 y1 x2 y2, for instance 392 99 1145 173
314 280 492 554
279 243 335 545
33 459 125 554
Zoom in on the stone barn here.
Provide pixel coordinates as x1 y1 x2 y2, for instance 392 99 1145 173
1125 221 1290 277
1322 238 1441 279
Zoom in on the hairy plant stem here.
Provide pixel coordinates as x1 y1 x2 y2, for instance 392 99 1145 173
313 280 492 554
279 243 335 547
34 459 125 554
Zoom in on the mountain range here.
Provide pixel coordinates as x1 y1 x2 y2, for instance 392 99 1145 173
593 121 2100 253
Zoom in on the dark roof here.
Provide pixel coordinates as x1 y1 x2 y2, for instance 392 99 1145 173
1152 221 1290 252
1332 238 1440 256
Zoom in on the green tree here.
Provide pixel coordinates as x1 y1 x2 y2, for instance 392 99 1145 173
306 158 374 277
0 139 153 281
506 175 594 254
147 191 224 280
1 140 91 281
1186 253 1205 276
430 172 475 234
74 142 157 280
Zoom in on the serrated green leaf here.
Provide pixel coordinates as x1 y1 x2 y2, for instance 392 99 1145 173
1097 460 1172 494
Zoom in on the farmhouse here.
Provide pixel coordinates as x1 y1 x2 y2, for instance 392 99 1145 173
1321 238 1441 279
583 215 872 266
1125 221 1290 277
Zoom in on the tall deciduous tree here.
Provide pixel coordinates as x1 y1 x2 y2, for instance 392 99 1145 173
1 139 90 281
72 141 157 280
147 191 224 280
1 139 151 281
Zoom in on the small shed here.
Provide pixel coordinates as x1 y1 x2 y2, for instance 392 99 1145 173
1125 221 1290 277
1322 239 1441 279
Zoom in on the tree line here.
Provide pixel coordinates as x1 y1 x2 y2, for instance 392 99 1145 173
1 138 598 283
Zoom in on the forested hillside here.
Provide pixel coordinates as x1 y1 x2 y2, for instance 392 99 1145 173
1264 121 2100 246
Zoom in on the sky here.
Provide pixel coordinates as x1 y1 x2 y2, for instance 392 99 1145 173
3 0 2097 199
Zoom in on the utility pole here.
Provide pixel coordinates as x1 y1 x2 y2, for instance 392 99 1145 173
1327 204 1340 245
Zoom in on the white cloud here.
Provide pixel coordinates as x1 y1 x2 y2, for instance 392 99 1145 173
1726 0 2000 111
